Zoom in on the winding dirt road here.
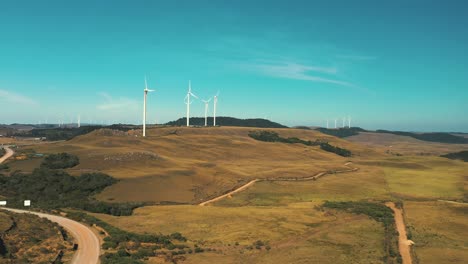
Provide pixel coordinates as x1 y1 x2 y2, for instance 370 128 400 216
0 146 100 264
386 202 413 264
200 162 358 206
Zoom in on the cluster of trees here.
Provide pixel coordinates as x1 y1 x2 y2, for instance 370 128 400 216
41 153 80 169
441 150 468 162
315 127 366 138
166 117 288 128
319 142 352 157
248 131 352 157
376 130 468 144
0 167 139 216
322 201 400 263
65 211 191 264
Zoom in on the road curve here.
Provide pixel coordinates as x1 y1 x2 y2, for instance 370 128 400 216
0 146 14 164
386 202 413 264
200 162 358 206
1 208 100 264
0 145 100 264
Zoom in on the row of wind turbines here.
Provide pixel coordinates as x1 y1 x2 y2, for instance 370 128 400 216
326 117 352 129
142 78 219 137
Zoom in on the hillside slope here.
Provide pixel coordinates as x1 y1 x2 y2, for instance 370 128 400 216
28 127 372 204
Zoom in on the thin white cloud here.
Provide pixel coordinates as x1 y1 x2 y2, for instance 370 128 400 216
245 61 357 88
0 89 38 105
97 92 138 111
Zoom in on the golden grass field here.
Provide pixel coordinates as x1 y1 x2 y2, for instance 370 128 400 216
5 126 468 263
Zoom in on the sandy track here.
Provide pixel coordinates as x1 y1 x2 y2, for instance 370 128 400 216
0 146 14 164
2 208 100 264
386 202 413 264
0 145 100 264
200 162 358 206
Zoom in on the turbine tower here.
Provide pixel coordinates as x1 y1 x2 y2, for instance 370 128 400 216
185 81 198 127
342 117 345 128
326 119 329 129
334 119 337 129
202 98 212 127
142 76 154 137
77 115 81 128
213 91 219 126
348 116 351 128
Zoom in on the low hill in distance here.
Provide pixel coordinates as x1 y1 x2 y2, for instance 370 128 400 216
165 117 288 128
375 130 468 144
441 150 468 162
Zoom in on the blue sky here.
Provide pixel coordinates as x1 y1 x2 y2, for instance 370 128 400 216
1 0 467 131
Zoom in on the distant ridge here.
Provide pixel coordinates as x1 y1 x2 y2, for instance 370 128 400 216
165 117 288 128
375 130 468 144
316 127 367 138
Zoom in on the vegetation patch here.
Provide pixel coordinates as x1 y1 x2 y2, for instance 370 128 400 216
41 152 79 169
316 127 366 138
65 211 193 264
166 117 288 128
0 211 72 263
440 150 468 162
322 201 400 264
0 168 141 216
249 131 352 157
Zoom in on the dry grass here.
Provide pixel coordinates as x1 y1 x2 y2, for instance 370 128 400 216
94 202 386 264
404 201 468 264
347 132 468 156
25 127 369 204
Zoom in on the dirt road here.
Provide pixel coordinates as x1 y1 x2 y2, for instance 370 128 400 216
200 162 357 206
0 146 14 164
2 208 100 264
0 146 100 264
386 202 413 264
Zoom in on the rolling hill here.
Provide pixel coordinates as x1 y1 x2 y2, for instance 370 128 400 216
24 126 370 205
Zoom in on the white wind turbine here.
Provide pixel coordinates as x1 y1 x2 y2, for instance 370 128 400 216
213 91 219 126
326 119 329 129
348 116 351 128
185 80 198 127
334 119 337 129
202 98 212 127
77 115 81 128
142 76 154 137
342 117 345 128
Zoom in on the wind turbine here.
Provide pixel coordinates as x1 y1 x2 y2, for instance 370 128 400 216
77 115 81 128
142 76 154 137
213 91 219 126
342 117 345 128
202 98 212 127
334 119 337 129
185 80 198 127
348 116 351 128
326 119 329 129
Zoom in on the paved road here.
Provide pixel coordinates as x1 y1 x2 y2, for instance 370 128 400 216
0 146 14 164
0 145 100 264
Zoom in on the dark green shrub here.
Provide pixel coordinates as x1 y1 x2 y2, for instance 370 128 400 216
41 153 79 169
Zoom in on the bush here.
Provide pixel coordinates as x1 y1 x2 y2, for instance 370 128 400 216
319 143 352 157
41 153 79 169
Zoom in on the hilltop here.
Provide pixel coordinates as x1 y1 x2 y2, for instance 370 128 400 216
21 126 369 205
165 117 288 128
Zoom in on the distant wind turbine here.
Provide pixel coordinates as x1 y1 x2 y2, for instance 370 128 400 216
342 117 345 128
213 90 219 126
142 76 155 137
185 80 198 127
326 119 329 129
77 115 81 128
334 119 337 129
202 98 212 127
348 116 351 128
